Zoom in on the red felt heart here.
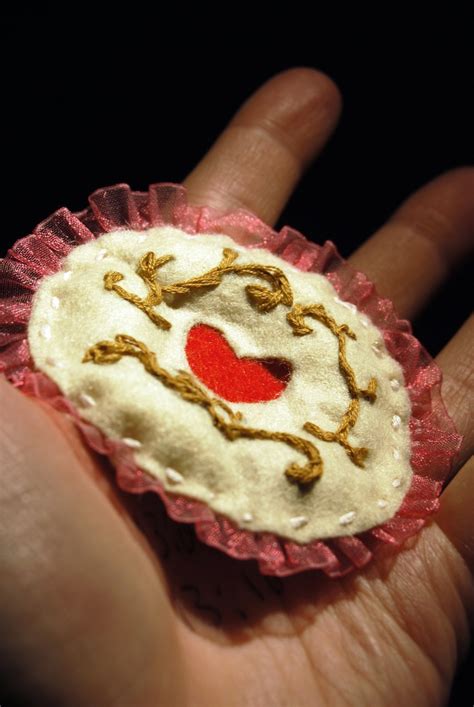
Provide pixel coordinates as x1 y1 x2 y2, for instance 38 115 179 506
185 324 292 403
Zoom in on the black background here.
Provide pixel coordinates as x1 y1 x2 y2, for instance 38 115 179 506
2 6 473 705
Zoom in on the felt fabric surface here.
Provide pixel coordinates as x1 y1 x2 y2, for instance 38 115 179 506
185 323 292 403
26 225 412 543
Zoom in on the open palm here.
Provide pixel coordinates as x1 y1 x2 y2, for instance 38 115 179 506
1 68 472 707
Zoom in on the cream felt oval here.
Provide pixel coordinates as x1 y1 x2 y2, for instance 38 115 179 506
27 226 413 542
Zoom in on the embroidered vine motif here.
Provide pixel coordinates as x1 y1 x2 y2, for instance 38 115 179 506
287 304 377 466
83 248 377 487
104 248 292 331
83 334 323 485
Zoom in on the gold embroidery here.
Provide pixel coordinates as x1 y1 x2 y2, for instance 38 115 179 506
83 334 323 485
104 252 173 330
287 304 377 466
104 248 292 330
86 247 378 487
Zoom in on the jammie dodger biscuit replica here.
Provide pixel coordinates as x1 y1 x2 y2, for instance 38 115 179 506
0 183 461 577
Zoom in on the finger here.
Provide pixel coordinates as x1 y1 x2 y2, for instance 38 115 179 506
436 315 474 467
183 66 342 226
349 167 474 319
436 455 474 574
431 316 474 575
0 376 180 706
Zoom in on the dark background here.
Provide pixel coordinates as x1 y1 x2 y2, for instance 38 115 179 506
2 7 473 705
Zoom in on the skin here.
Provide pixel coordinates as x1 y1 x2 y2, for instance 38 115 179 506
0 67 472 707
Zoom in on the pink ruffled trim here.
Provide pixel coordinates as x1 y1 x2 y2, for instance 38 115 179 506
0 183 462 577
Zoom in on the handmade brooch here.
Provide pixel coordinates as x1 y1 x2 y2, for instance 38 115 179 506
0 183 461 577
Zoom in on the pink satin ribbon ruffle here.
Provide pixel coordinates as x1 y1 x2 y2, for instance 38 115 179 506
0 183 463 577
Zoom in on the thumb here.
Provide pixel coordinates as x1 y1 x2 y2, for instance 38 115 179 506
0 376 182 706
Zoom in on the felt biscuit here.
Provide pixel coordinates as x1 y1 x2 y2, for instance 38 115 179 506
0 183 461 577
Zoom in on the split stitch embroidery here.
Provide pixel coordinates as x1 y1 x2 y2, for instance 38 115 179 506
83 333 323 485
287 305 377 467
83 248 378 487
103 248 292 329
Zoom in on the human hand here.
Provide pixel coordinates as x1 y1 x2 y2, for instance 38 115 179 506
0 67 473 707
